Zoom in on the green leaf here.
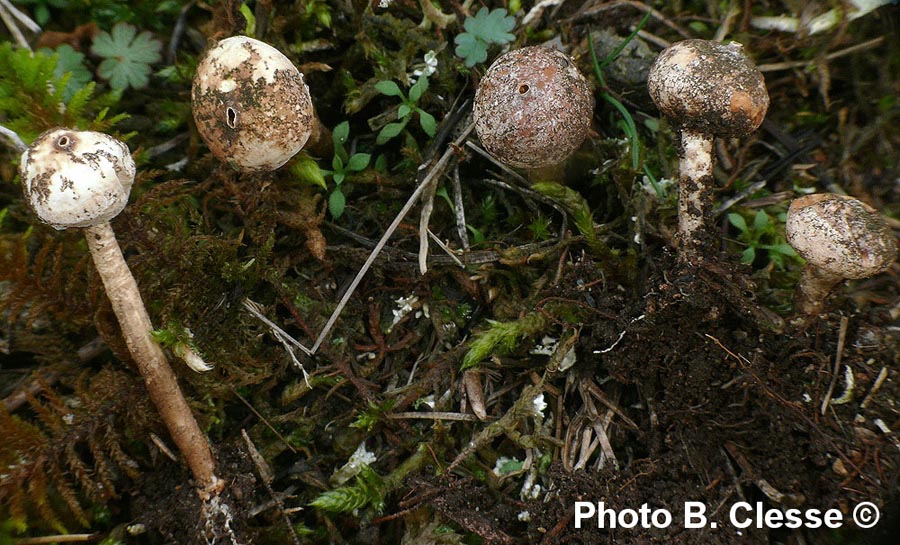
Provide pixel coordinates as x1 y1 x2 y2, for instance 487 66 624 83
408 75 428 103
333 120 350 147
463 7 516 45
239 2 256 36
334 171 345 185
346 153 371 172
397 103 412 120
374 80 404 97
741 246 756 264
332 154 344 172
376 119 409 145
417 109 436 137
727 213 748 234
753 210 770 232
44 45 91 101
329 189 346 218
454 33 488 67
290 153 327 189
91 23 162 90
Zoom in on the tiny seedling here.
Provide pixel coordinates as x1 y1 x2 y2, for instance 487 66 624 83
454 7 516 67
91 22 162 91
728 209 797 269
374 75 436 145
322 121 371 218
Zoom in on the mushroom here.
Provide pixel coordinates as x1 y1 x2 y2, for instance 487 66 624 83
192 35 328 173
20 128 221 496
474 46 593 181
647 39 769 260
785 193 897 317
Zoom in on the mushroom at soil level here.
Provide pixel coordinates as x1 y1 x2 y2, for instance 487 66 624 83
192 35 328 172
647 39 769 261
785 193 897 317
20 128 221 496
473 46 594 181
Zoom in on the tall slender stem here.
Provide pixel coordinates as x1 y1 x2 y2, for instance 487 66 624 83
84 222 220 494
678 129 714 259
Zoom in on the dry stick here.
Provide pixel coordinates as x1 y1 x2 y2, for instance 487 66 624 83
418 169 441 274
85 223 219 494
310 122 475 353
451 167 469 250
859 366 889 410
12 535 98 544
0 0 38 50
0 122 27 153
820 316 850 416
758 37 884 72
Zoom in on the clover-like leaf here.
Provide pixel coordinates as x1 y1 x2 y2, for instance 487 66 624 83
91 22 162 90
464 8 515 44
454 32 488 68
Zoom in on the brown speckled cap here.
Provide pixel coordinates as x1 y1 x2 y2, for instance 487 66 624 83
648 39 769 138
474 46 594 169
192 36 314 172
786 193 897 279
20 128 135 230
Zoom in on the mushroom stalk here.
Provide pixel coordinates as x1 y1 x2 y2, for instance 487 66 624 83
678 130 714 252
85 222 219 494
794 264 843 317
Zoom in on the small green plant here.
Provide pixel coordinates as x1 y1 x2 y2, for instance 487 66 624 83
373 75 436 145
40 44 92 101
0 43 123 143
321 121 371 218
454 7 516 67
91 22 162 91
728 209 798 269
310 465 386 514
12 0 68 26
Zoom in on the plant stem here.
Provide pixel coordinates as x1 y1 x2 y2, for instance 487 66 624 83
84 222 220 495
794 264 843 317
678 129 713 260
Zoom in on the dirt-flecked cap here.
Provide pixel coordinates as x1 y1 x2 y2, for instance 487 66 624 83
20 128 135 230
648 39 769 138
474 46 594 169
786 193 897 279
192 35 314 172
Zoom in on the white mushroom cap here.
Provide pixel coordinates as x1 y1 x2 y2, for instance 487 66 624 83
648 39 769 138
786 193 897 279
20 128 135 230
192 35 315 172
474 46 594 169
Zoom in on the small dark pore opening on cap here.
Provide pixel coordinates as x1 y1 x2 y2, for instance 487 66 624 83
56 135 70 149
518 84 529 94
226 107 238 129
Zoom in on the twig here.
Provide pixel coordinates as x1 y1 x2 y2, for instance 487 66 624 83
0 122 28 153
310 122 475 353
232 388 297 453
821 316 850 415
450 166 469 250
12 535 97 544
242 429 301 545
427 229 465 268
387 411 490 422
757 37 885 72
0 0 39 50
166 0 196 64
242 298 312 356
418 168 441 274
860 367 889 410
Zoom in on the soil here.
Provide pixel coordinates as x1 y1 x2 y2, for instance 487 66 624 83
2 2 900 545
